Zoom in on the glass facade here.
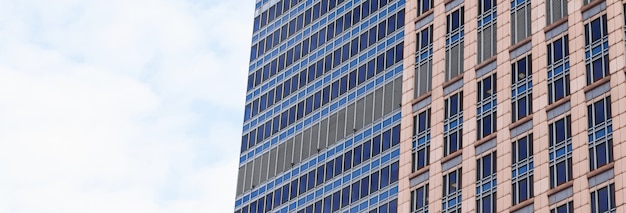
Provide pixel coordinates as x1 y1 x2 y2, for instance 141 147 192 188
236 0 626 212
236 0 405 212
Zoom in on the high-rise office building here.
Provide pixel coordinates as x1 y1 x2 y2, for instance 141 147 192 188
234 0 406 212
235 0 626 212
398 0 626 212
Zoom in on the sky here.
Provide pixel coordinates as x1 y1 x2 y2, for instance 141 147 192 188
0 0 253 212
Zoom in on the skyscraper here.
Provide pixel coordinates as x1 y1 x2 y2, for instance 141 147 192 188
234 0 406 213
399 0 626 212
236 0 626 212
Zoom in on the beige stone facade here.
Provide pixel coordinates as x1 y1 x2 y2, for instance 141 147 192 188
399 0 626 212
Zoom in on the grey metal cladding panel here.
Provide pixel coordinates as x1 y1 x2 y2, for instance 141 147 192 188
583 1 606 20
415 13 434 30
374 87 384 121
414 65 420 98
477 31 484 62
545 21 568 41
336 108 346 142
547 101 571 120
546 0 553 24
252 159 261 187
512 10 527 42
383 82 393 115
549 186 573 205
442 154 463 171
446 49 452 80
444 78 464 96
459 43 464 74
355 98 365 131
553 1 562 22
585 81 610 101
475 138 496 155
511 119 533 138
260 152 269 184
516 7 529 43
446 0 463 12
365 93 374 125
303 128 313 160
286 137 295 166
512 204 534 213
237 165 245 195
347 103 356 133
589 168 614 187
328 114 338 147
268 147 278 177
277 142 286 174
320 118 330 149
410 171 430 187
476 60 496 78
293 134 302 164
393 77 402 110
511 12 518 43
450 45 461 79
311 124 319 149
413 96 432 112
510 40 532 59
482 25 494 61
244 161 253 192
417 62 431 96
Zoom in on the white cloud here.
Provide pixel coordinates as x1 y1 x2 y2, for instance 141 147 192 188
0 0 252 212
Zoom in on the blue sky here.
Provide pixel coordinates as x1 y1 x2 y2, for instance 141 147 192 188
0 0 252 212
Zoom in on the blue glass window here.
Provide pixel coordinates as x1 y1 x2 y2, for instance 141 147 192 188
353 144 362 166
360 176 370 198
344 150 353 171
551 201 573 213
591 184 615 213
342 187 351 207
549 116 572 188
584 15 609 85
372 135 381 156
587 96 613 170
370 171 380 192
411 184 428 212
380 166 390 188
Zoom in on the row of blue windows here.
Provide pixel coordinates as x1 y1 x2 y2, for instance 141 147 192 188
246 10 405 122
250 0 406 77
239 125 400 213
252 0 395 63
246 1 406 108
248 2 402 93
235 112 402 208
253 0 305 34
295 198 398 213
241 42 404 153
238 160 399 213
253 0 336 34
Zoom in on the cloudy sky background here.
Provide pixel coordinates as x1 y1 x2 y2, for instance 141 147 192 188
0 0 252 212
